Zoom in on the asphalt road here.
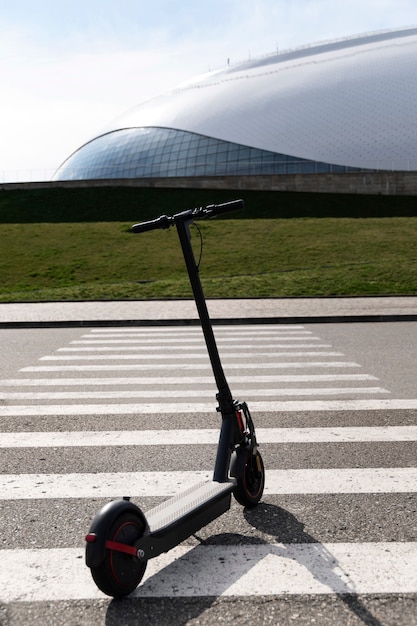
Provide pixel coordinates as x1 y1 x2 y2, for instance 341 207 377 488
0 322 416 625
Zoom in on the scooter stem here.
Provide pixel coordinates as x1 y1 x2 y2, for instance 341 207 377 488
174 214 233 409
174 214 238 481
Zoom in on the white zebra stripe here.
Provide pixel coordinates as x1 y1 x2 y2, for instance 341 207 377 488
60 345 335 351
1 542 416 601
88 325 306 331
1 398 415 416
0 387 389 400
39 353 344 361
1 426 416 448
70 337 324 351
1 468 416 499
85 327 310 335
75 334 316 343
21 361 361 372
0 374 378 386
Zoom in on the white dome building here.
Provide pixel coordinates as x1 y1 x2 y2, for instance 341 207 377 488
54 27 417 181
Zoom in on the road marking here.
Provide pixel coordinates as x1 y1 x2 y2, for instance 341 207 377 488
1 426 417 448
60 345 336 352
21 361 361 372
0 374 378 386
1 398 415 416
1 467 416 499
70 340 326 354
87 325 307 331
0 387 389 400
40 353 212 361
84 329 312 337
39 353 347 361
74 335 316 344
0 542 416 601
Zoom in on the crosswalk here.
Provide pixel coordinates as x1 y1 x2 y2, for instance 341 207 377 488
0 323 416 621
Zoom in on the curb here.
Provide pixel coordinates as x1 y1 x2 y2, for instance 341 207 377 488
1 314 417 329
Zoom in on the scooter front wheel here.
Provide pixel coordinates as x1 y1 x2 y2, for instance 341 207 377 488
233 450 265 508
90 510 147 598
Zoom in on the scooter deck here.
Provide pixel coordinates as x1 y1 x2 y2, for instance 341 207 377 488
135 479 237 560
147 479 237 533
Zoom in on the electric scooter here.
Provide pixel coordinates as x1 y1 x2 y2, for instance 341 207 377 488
85 199 265 598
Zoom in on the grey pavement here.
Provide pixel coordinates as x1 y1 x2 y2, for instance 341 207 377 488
0 296 417 326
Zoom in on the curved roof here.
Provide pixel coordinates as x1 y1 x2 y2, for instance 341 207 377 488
100 27 417 171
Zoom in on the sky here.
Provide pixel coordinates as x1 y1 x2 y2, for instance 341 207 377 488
1 0 417 182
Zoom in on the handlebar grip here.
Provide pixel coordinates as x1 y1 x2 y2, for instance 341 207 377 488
131 215 171 233
204 199 244 216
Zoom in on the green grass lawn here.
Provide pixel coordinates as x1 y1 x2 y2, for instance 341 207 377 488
1 217 417 301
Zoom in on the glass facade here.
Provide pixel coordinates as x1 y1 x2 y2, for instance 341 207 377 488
54 127 359 181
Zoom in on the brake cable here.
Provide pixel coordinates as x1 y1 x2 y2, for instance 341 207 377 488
192 222 204 270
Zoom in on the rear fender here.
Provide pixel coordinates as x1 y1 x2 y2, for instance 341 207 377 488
85 499 148 568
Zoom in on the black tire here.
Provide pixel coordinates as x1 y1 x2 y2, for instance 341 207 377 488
90 511 147 598
233 450 265 508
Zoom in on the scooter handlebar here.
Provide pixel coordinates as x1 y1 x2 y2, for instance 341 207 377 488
131 199 244 233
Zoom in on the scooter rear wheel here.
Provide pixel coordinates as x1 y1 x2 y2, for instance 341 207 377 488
233 450 265 508
90 510 147 598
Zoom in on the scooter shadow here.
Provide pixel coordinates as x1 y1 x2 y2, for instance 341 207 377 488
105 503 383 626
244 503 383 626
